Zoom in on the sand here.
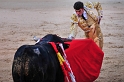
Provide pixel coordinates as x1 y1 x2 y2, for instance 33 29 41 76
0 0 124 82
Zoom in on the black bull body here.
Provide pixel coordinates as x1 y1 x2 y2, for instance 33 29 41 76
12 34 70 82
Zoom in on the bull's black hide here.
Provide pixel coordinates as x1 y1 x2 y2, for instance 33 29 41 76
12 34 70 82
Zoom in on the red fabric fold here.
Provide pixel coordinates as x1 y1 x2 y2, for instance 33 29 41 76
65 39 104 82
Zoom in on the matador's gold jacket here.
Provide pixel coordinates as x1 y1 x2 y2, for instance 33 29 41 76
68 2 103 49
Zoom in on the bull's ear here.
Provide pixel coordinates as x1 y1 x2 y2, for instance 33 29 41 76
63 43 70 50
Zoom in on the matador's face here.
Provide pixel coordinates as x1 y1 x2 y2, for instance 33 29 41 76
75 8 84 17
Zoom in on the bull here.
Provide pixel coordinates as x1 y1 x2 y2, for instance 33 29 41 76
12 34 71 82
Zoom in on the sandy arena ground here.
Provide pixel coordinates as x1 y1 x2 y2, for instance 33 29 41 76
0 0 124 82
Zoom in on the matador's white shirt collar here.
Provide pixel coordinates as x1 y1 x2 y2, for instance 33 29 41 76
83 10 87 20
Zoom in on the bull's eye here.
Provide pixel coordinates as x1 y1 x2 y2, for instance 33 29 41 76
33 48 40 56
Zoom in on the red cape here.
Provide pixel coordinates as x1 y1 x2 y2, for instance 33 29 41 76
65 39 104 82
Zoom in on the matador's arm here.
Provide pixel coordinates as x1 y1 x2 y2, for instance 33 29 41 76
68 14 78 39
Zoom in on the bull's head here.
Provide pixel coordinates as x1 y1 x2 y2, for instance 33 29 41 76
36 34 71 50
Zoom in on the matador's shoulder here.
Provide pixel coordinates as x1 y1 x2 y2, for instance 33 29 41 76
84 1 102 10
84 1 103 17
71 13 78 23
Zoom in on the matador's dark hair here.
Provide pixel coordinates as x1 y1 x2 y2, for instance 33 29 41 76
73 1 84 10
